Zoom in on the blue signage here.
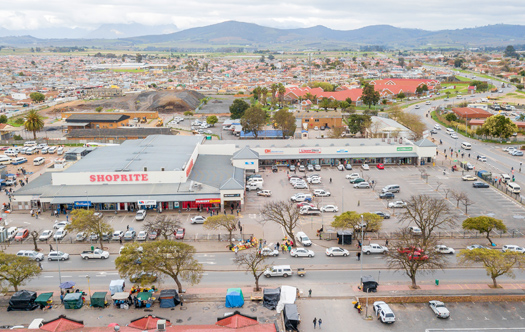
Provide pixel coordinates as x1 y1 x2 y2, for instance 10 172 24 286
336 149 349 153
74 201 92 207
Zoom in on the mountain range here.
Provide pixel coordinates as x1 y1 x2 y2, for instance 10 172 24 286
0 21 524 49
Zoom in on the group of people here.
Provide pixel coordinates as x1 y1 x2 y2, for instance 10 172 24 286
30 208 41 219
312 317 323 329
277 238 293 253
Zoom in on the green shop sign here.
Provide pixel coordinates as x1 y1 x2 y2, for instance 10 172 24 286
397 147 413 151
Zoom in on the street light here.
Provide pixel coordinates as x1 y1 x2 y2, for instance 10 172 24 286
85 191 89 210
86 275 91 305
55 236 62 285
360 214 365 286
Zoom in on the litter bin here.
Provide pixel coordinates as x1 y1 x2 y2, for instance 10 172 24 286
91 245 94 251
435 279 439 286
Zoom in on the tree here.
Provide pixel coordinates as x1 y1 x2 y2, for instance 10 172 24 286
339 100 350 111
270 83 278 106
261 87 268 105
252 87 261 101
206 115 218 127
240 105 266 139
273 108 296 139
461 195 475 215
229 99 250 119
0 253 41 291
445 113 458 122
204 215 238 246
361 84 380 108
234 251 270 291
260 201 301 246
462 216 507 245
480 115 518 139
29 92 45 103
30 230 40 252
318 98 331 110
0 115 8 124
95 106 103 113
345 114 371 135
396 92 406 101
332 211 382 234
277 83 286 107
115 240 203 293
328 126 345 138
24 110 45 140
517 84 524 91
400 195 455 247
398 57 405 67
385 229 446 288
136 53 142 62
67 209 114 249
504 45 518 58
459 249 525 288
416 84 429 95
143 215 180 240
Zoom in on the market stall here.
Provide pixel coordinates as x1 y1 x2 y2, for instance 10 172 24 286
158 289 180 308
63 293 83 309
90 292 108 308
133 292 154 308
112 292 131 309
109 280 125 295
7 290 39 312
35 292 53 309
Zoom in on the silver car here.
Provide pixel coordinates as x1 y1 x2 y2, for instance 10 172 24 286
353 182 370 189
48 251 69 261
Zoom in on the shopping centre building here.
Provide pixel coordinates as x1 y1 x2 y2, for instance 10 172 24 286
13 135 436 212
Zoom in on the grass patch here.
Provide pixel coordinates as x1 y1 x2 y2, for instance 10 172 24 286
455 76 471 82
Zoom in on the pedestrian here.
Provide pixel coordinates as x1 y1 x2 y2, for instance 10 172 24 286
357 252 361 261
357 240 362 249
30 209 34 217
313 317 317 329
385 239 389 246
468 153 470 158
329 178 332 183
66 214 69 222
49 244 54 252
318 318 322 329
126 225 129 231
276 241 280 250
308 289 312 297
231 208 234 214
236 209 239 216
38 262 43 270
281 245 285 254
36 211 38 219
239 225 243 233
60 294 64 304
119 237 122 244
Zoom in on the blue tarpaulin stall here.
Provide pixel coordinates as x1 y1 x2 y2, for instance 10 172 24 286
158 289 180 308
225 288 244 308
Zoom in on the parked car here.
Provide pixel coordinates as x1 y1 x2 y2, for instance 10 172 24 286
320 205 338 212
345 164 353 170
502 244 525 253
53 228 67 241
136 231 148 241
435 245 455 254
337 164 345 171
409 226 422 235
376 163 385 169
326 247 349 257
512 150 524 156
345 173 360 180
53 221 70 229
350 177 365 184
112 231 124 241
462 175 477 181
175 228 186 240
14 228 29 241
293 182 309 189
75 232 87 241
379 192 395 199
373 301 396 324
429 301 450 319
362 164 370 170
191 216 206 224
298 165 305 172
313 189 331 197
290 247 315 258
48 251 69 261
257 190 272 197
289 165 296 172
353 182 370 189
297 202 315 209
135 210 147 221
307 176 322 184
307 164 314 171
374 211 391 219
467 244 489 250
148 231 158 240
408 252 429 260
17 250 44 261
388 201 407 208
314 165 321 171
124 230 136 241
39 230 53 241
473 181 489 188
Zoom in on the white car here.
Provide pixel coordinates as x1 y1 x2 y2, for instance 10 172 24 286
478 155 487 162
429 301 450 319
313 189 331 197
290 247 315 258
409 226 422 235
39 230 53 241
191 216 206 224
136 231 148 241
53 228 67 241
353 182 370 189
135 210 147 221
257 190 272 197
307 177 322 184
434 124 441 130
53 221 70 229
435 245 455 254
362 164 370 170
75 232 87 241
388 201 407 208
112 231 124 241
260 247 279 257
451 134 458 139
345 173 360 180
502 245 525 253
293 182 309 189
326 247 349 257
373 301 396 324
337 164 345 171
320 205 338 212
462 175 476 181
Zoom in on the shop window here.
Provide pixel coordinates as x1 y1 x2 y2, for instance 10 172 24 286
314 119 320 122
305 119 309 122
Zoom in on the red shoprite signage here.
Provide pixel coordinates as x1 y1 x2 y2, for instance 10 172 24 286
89 174 149 183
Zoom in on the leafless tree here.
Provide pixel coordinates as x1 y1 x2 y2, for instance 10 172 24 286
260 201 301 245
385 229 447 289
442 188 451 199
450 190 466 209
30 230 40 252
144 215 181 240
435 181 443 192
234 251 271 291
461 195 475 215
399 195 455 247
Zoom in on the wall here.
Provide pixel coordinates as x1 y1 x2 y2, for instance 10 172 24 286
198 143 235 155
302 117 343 129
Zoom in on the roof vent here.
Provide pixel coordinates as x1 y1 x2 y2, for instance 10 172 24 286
157 320 166 331
161 167 165 171
360 144 365 146
345 143 350 146
143 167 147 172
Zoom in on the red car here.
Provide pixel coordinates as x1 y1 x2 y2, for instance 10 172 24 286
297 202 315 209
174 228 185 240
376 163 385 169
15 228 29 241
0 146 9 151
397 246 422 254
408 252 429 261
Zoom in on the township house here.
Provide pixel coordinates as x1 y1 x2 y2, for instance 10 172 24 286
64 113 130 131
451 107 493 122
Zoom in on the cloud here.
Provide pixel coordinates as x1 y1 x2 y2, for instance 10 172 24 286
0 0 523 31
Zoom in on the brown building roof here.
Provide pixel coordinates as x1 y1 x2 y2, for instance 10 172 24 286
452 107 492 119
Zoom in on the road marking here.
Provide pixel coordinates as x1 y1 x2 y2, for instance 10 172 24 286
43 276 54 278
62 276 72 278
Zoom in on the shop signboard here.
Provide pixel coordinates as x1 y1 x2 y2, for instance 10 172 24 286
74 201 91 207
299 148 321 154
397 147 413 151
264 149 283 154
195 198 221 204
336 149 348 153
138 200 156 205
224 194 241 198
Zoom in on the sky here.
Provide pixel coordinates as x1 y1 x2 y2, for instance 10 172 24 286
0 0 523 32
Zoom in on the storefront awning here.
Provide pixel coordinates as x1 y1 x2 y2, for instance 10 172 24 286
66 122 89 126
258 152 418 160
49 193 221 204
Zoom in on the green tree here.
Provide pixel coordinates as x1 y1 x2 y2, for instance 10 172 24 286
0 253 41 291
206 115 218 127
416 84 429 95
340 100 350 111
445 113 458 122
204 215 238 247
261 87 268 105
24 110 44 140
462 216 507 245
136 53 142 62
240 105 266 139
318 98 331 110
480 115 518 139
332 211 382 234
277 83 286 107
516 84 524 91
270 83 278 107
67 209 114 250
0 115 7 124
345 114 371 135
459 249 525 288
234 252 270 291
115 240 203 293
504 45 518 58
361 84 380 108
273 108 296 139
396 92 406 101
95 106 103 113
229 99 250 119
143 215 180 240
29 92 45 103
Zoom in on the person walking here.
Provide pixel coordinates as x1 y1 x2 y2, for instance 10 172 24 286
308 289 312 297
49 244 54 252
313 317 317 329
60 293 64 304
357 252 361 261
385 239 389 246
318 318 322 329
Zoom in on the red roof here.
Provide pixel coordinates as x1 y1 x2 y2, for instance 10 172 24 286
128 316 171 330
40 316 84 332
216 314 258 328
452 107 492 118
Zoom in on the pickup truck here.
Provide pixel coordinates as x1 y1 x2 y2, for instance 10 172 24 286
81 249 110 260
362 244 388 255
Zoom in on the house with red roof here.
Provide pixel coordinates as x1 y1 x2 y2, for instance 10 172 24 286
452 107 493 121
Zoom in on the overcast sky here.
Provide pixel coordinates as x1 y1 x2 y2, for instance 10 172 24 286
1 0 523 31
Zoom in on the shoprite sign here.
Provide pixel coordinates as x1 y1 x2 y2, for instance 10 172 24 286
396 147 413 151
89 173 149 183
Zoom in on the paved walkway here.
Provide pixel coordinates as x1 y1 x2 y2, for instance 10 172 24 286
352 282 525 293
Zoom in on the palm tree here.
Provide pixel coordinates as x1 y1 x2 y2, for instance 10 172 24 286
24 110 44 139
270 83 278 106
278 83 286 107
261 87 268 105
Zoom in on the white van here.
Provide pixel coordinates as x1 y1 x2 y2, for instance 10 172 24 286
57 146 64 155
12 157 28 165
507 183 521 194
25 147 37 155
5 149 18 157
7 227 18 240
247 178 263 186
246 182 263 191
0 155 12 165
295 231 312 246
24 141 37 147
446 128 455 135
461 142 472 150
33 157 45 166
